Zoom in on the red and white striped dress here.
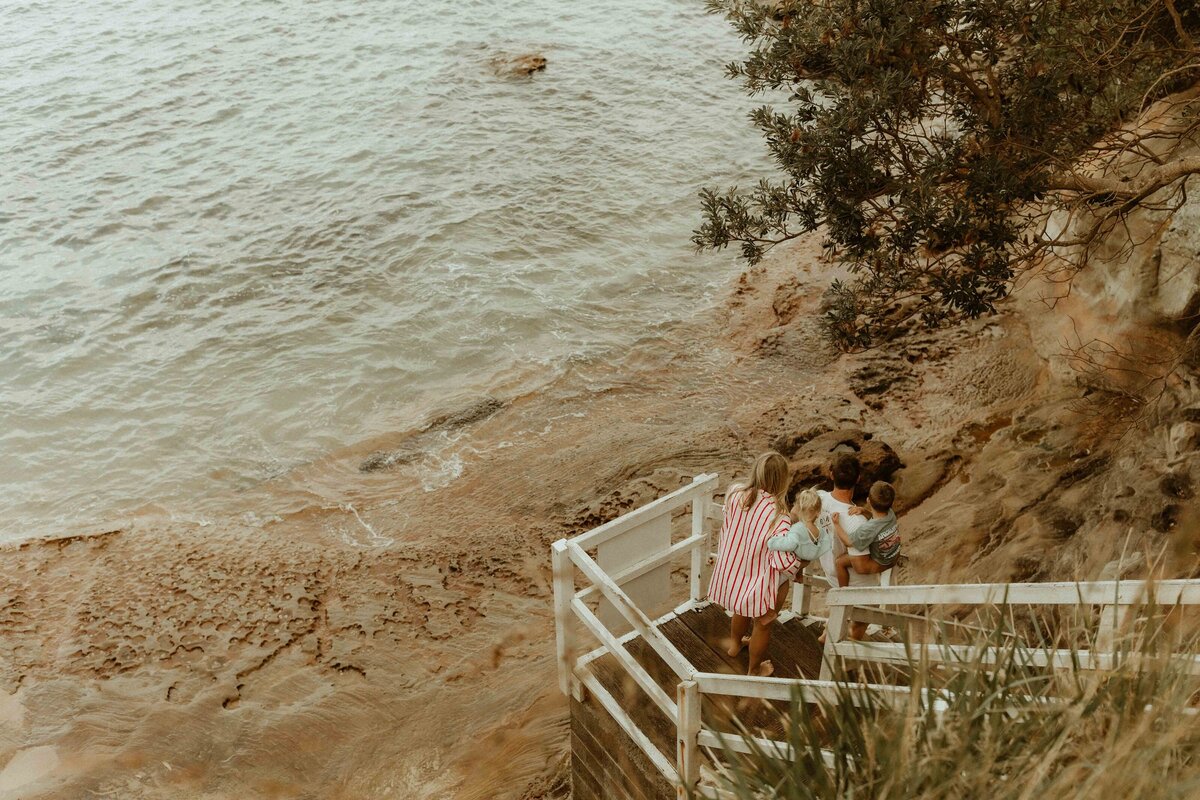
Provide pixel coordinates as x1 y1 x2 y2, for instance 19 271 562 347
707 488 798 618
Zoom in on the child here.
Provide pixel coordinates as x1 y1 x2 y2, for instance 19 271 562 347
832 481 901 587
767 488 833 565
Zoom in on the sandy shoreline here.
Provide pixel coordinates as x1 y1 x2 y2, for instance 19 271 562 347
1 233 1196 798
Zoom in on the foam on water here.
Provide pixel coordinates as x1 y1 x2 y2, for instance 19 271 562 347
0 0 767 538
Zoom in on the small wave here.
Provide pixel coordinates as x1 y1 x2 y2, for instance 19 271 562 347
418 451 464 492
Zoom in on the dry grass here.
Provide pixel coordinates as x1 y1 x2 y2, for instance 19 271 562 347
709 607 1200 799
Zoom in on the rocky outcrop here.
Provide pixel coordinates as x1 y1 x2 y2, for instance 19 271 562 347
782 428 904 502
1168 418 1200 465
1154 202 1200 323
490 53 547 78
360 396 505 472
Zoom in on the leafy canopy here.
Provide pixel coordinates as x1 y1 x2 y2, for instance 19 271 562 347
695 0 1200 349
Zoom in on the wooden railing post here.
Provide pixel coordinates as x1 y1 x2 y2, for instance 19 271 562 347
676 679 701 797
792 566 812 617
552 539 580 699
690 478 708 604
820 602 850 681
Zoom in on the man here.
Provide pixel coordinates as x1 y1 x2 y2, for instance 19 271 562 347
815 452 871 641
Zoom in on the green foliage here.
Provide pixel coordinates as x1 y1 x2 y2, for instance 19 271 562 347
694 0 1200 349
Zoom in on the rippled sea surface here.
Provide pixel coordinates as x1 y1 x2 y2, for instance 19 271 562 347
0 0 766 538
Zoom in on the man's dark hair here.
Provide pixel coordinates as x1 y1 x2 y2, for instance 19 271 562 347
830 453 860 491
869 481 895 513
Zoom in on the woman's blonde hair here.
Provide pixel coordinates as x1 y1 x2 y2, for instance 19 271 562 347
793 487 821 519
739 451 790 516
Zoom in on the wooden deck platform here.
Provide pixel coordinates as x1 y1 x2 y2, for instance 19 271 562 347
553 474 1200 800
571 603 825 800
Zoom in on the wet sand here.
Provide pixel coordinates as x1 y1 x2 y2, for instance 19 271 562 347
1 235 1195 799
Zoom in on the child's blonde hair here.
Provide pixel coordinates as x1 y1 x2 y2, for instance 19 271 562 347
793 487 821 519
739 451 790 518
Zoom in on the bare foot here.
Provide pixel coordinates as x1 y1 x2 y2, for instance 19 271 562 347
724 637 747 658
749 659 774 677
816 632 827 646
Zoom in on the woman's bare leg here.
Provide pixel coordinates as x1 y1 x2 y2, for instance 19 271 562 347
775 579 791 614
728 614 752 657
737 584 791 649
748 614 776 676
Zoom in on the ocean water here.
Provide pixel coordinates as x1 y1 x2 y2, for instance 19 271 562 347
0 0 767 538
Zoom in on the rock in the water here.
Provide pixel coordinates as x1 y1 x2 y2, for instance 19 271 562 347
490 53 547 77
426 397 505 431
359 443 422 473
359 397 506 472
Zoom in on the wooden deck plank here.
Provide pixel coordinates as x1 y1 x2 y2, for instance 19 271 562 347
773 617 825 680
672 604 748 674
576 602 832 796
672 603 825 681
660 607 744 676
668 605 796 739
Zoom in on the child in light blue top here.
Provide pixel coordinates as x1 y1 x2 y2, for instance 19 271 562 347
767 488 832 563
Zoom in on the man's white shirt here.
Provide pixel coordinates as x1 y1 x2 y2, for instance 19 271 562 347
816 489 869 587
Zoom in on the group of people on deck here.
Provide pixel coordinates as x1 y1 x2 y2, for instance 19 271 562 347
706 450 902 676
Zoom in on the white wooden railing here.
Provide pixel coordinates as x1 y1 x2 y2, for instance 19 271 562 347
553 474 720 791
552 473 914 797
820 580 1200 680
552 473 1200 799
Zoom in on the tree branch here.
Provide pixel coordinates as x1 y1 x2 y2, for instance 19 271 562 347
1045 157 1200 200
1164 0 1195 50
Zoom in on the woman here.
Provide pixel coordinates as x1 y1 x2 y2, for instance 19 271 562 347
707 451 799 676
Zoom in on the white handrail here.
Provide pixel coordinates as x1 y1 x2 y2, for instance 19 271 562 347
551 540 576 698
826 640 1200 675
578 665 680 784
571 473 719 550
696 730 838 768
694 671 950 712
554 473 1200 799
571 597 679 720
697 729 796 761
827 580 1200 607
677 680 702 792
566 540 695 679
575 532 704 605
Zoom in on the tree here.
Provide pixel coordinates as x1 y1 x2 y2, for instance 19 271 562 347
694 0 1200 350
